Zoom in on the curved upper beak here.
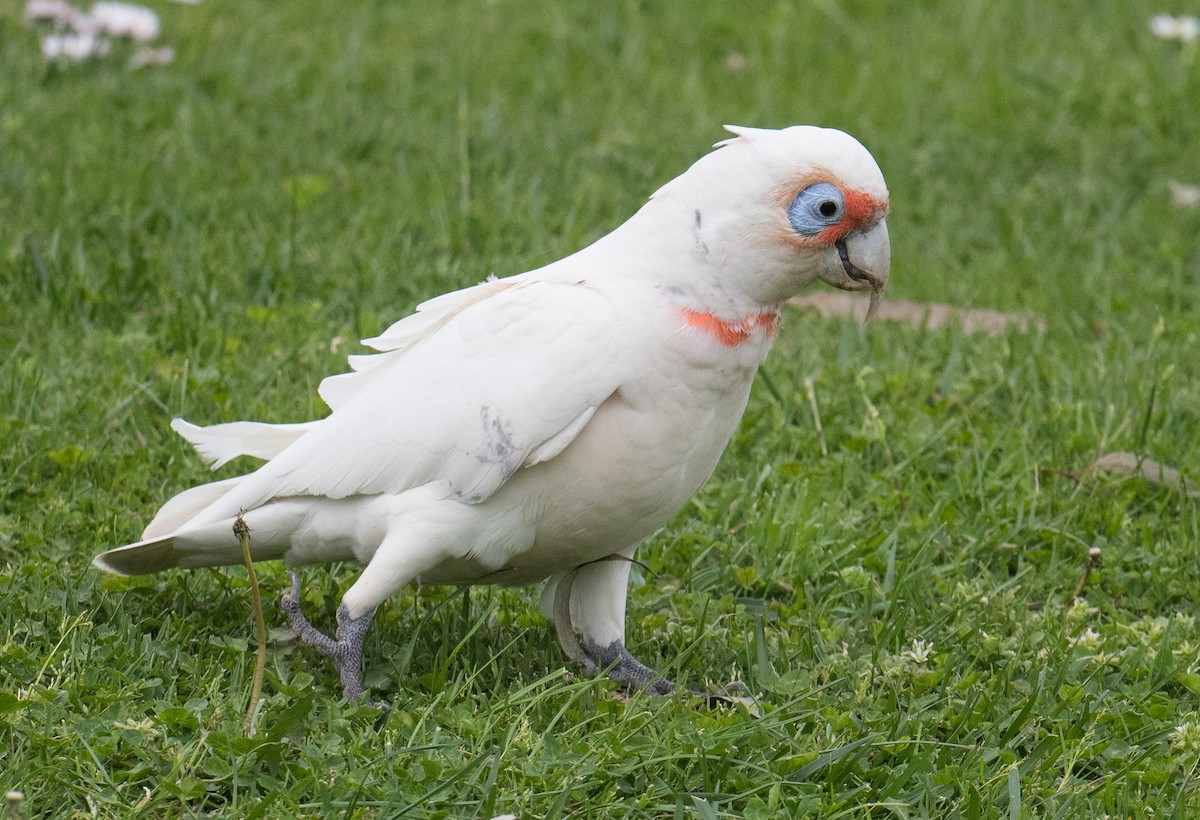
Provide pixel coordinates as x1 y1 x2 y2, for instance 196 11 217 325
819 219 890 322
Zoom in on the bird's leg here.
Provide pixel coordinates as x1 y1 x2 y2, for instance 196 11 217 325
548 551 674 695
550 567 597 677
280 571 375 701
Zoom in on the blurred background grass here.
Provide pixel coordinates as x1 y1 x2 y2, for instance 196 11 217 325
3 0 1197 330
1 0 1199 816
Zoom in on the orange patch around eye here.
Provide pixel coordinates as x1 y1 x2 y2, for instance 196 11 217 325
682 309 781 346
843 187 886 225
816 187 887 244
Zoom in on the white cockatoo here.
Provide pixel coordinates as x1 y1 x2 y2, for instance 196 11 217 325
94 125 890 699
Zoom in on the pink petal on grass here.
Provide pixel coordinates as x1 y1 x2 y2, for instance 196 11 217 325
24 0 83 27
89 1 159 40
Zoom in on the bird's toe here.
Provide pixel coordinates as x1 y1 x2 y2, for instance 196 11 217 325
280 575 376 700
582 639 674 695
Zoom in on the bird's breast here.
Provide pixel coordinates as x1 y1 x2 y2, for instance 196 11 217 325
511 316 768 568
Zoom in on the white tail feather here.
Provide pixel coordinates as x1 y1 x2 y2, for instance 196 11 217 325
171 418 317 469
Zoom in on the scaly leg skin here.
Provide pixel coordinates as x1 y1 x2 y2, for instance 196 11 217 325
280 571 377 702
581 638 674 695
547 550 675 696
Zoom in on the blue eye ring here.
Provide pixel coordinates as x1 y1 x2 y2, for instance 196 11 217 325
787 182 845 236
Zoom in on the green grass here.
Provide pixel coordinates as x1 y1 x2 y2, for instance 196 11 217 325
2 0 1199 816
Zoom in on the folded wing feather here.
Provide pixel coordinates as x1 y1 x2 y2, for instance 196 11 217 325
171 419 320 469
169 277 627 533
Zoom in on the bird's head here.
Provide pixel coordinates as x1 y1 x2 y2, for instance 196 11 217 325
644 124 890 319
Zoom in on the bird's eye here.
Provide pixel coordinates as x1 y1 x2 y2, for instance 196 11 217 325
787 182 845 236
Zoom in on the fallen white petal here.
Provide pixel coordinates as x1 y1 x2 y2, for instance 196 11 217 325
1169 180 1200 207
1149 13 1200 42
130 45 175 68
42 30 110 60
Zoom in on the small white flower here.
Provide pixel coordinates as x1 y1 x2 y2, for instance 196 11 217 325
1146 616 1170 639
113 717 159 735
1066 596 1097 626
1150 14 1200 42
1169 181 1200 207
1073 626 1102 649
130 45 174 68
89 2 159 40
1171 720 1200 755
907 638 933 664
42 30 110 60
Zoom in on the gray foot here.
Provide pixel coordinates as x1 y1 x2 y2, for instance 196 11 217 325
581 639 673 695
280 572 376 701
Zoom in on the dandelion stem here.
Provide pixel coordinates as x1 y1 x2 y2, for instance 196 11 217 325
1065 547 1102 606
804 376 828 457
236 514 267 736
5 790 27 820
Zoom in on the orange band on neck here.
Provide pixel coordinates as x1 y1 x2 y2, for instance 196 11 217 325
682 309 780 346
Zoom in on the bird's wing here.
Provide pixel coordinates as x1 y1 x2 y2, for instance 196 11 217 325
320 274 527 411
182 277 628 528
